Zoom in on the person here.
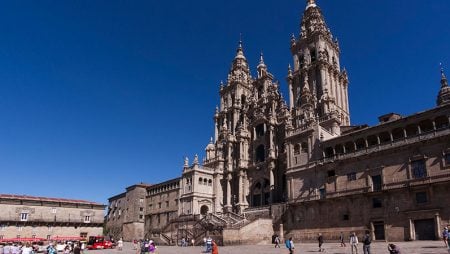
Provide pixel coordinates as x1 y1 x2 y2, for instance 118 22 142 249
20 243 33 254
211 240 219 254
3 243 11 254
318 233 324 252
47 243 57 254
285 237 294 254
274 235 280 248
10 243 19 254
339 232 346 247
73 243 81 254
117 238 124 251
350 232 359 254
362 231 371 254
191 238 195 247
388 243 401 254
206 236 212 252
0 243 4 254
149 242 156 253
443 227 449 248
63 245 70 254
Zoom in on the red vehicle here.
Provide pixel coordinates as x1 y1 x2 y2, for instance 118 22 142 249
87 236 114 250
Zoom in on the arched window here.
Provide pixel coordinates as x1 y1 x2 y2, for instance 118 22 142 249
208 179 212 186
310 48 317 62
301 142 308 153
198 178 203 184
203 178 207 185
256 145 265 162
252 182 262 207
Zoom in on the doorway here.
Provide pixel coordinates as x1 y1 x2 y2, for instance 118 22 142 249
414 219 435 240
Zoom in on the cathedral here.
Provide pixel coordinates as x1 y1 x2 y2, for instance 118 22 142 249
105 0 450 244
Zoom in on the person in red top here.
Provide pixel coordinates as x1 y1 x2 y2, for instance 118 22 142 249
211 239 219 254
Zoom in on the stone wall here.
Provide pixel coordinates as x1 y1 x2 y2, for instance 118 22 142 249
223 218 274 245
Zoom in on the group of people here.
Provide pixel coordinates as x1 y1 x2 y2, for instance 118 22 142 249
132 239 156 254
0 242 34 254
274 231 402 254
0 241 85 254
443 226 450 253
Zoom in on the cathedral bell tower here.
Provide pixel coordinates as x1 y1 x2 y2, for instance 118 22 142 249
288 0 350 134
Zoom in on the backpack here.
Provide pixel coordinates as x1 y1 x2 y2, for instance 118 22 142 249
285 239 291 249
363 235 371 245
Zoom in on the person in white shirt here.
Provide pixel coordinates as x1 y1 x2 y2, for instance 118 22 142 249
350 232 359 254
21 243 33 254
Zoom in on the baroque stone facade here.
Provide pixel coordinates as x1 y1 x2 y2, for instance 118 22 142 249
105 0 450 244
0 194 105 240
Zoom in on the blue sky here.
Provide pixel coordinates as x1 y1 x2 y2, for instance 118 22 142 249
0 0 448 204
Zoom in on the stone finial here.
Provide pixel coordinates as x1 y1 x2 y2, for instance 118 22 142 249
306 0 317 9
193 154 199 165
287 64 293 77
184 157 189 167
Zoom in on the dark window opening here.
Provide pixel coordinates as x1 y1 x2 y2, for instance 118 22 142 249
327 170 336 177
310 48 317 62
445 153 450 166
343 214 349 221
371 175 382 192
256 145 265 162
301 142 308 153
412 159 427 179
435 115 450 129
319 188 326 199
347 172 357 181
416 192 428 204
324 147 334 157
255 124 265 137
372 198 382 208
294 144 300 155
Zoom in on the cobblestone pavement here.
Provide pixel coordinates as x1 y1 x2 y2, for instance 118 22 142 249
86 241 450 254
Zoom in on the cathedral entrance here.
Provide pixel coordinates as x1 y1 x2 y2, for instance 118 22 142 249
251 179 270 207
414 219 435 240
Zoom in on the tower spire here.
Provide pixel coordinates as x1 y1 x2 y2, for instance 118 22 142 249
441 63 448 88
306 0 317 9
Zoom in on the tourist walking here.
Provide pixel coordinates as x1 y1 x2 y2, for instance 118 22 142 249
117 238 124 251
318 233 324 252
0 243 4 254
211 240 219 254
350 232 359 254
206 236 212 252
285 237 295 254
73 243 81 254
339 232 346 247
443 226 449 248
274 235 281 248
362 231 371 254
3 243 11 254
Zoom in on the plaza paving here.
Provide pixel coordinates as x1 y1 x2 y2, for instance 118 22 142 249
86 241 450 254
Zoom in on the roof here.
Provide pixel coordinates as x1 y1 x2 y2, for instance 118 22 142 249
0 194 104 206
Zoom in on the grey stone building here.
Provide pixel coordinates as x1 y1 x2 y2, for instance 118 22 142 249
0 194 105 240
106 0 450 244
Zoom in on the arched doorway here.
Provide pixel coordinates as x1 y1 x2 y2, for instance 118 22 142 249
200 205 209 215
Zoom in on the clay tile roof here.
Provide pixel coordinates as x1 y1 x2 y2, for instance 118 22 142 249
0 194 104 206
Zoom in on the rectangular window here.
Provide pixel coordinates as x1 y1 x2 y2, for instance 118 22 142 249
158 203 162 208
412 159 427 178
347 172 357 181
47 235 51 240
139 207 144 212
371 175 382 192
319 188 326 199
415 192 428 204
51 208 57 214
445 153 450 166
139 215 144 220
327 170 336 177
343 214 349 221
84 216 91 223
165 201 169 207
20 213 28 221
372 197 382 208
139 198 144 203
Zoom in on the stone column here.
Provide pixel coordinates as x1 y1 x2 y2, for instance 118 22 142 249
238 171 243 205
434 213 441 240
286 177 291 201
288 81 294 110
225 174 232 212
269 165 275 203
279 224 284 240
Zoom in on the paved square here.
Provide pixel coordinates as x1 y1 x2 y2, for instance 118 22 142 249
87 241 450 254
